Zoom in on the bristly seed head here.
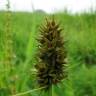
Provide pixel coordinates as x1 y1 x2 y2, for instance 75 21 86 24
35 17 67 90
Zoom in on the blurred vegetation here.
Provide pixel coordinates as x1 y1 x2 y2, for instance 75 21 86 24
0 10 96 96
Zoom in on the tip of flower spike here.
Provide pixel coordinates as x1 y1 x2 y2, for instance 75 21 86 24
51 15 55 26
45 17 51 27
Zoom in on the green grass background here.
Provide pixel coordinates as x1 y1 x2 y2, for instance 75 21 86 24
0 11 96 96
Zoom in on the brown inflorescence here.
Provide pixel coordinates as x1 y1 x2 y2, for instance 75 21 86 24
35 17 67 90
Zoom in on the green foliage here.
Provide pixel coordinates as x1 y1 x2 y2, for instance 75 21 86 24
0 11 96 96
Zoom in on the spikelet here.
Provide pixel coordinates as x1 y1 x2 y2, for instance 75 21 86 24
3 0 16 95
3 0 13 71
35 17 67 90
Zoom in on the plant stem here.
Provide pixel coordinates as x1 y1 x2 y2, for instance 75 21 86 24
48 85 52 96
12 86 46 96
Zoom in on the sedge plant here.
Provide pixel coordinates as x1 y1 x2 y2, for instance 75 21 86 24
1 0 16 95
35 17 67 95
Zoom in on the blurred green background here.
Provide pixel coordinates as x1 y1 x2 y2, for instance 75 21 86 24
0 11 96 96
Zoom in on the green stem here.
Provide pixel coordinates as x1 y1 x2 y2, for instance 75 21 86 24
12 86 46 96
48 85 52 96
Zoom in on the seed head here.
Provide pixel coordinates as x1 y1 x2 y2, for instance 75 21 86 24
35 17 67 90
